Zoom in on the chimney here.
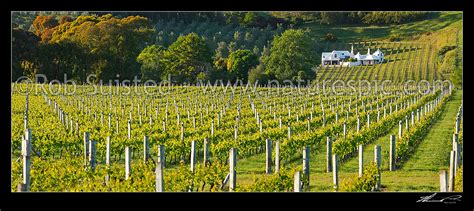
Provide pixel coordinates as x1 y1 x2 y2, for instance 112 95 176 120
367 48 370 55
351 45 354 55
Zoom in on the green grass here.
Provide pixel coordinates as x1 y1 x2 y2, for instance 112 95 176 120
233 90 462 191
376 90 462 191
389 12 462 40
381 170 439 192
401 90 462 171
339 127 397 173
305 12 462 43
236 153 266 175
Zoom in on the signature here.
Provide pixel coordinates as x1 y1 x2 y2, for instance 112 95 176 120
417 193 462 204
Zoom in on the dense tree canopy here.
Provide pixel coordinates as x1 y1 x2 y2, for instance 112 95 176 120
36 40 90 82
12 12 439 84
136 45 166 81
32 15 59 42
248 64 268 85
12 28 40 80
14 14 154 83
161 33 213 83
319 11 431 25
226 49 258 82
52 15 154 81
361 12 432 25
263 29 317 82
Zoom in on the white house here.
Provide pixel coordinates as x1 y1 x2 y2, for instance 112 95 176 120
321 50 352 66
322 46 384 67
355 48 384 65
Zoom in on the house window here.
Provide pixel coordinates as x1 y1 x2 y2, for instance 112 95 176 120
335 54 337 58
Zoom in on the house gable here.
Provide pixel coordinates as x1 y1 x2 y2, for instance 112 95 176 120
322 47 384 66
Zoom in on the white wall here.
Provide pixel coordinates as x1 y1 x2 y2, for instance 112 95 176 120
341 62 360 67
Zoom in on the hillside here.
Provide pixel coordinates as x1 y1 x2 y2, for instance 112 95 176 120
309 12 462 88
12 11 462 85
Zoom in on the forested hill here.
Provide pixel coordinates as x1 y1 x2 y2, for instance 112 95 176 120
12 11 461 84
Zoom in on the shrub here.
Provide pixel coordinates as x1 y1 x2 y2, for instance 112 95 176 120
237 167 307 192
344 57 358 62
164 161 229 192
339 163 379 192
454 166 463 192
196 72 208 82
325 33 337 42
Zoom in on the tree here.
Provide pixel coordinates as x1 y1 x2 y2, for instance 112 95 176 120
269 12 315 26
50 14 154 82
362 12 430 25
244 32 253 43
319 12 362 25
226 49 258 82
37 40 89 82
32 15 59 37
233 30 241 41
214 41 229 59
320 12 345 25
242 12 259 27
325 33 337 42
223 12 245 25
32 15 59 42
137 45 166 81
260 45 270 61
214 57 227 71
248 64 268 85
59 16 74 24
209 57 229 82
162 33 213 83
12 28 40 80
242 12 286 28
263 29 317 81
252 46 260 55
227 41 237 54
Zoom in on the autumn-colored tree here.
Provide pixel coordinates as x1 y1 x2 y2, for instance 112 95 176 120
32 16 59 41
59 16 74 24
40 28 56 42
50 14 154 82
